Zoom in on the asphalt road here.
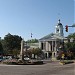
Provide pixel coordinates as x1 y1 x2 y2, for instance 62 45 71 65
0 62 75 75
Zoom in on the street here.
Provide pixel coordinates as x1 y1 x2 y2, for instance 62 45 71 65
0 62 75 75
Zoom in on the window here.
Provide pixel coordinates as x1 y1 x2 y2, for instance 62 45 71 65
41 43 43 49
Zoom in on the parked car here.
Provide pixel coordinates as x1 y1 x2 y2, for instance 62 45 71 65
24 57 30 61
0 56 3 62
0 59 2 62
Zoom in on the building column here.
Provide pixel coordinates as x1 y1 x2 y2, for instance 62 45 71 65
52 41 54 51
47 52 49 58
39 42 41 49
52 41 54 59
52 40 57 60
46 42 49 51
49 42 51 51
55 39 57 51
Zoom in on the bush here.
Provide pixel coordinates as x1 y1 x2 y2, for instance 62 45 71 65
2 61 17 65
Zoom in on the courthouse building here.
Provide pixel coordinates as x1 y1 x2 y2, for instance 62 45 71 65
39 19 68 60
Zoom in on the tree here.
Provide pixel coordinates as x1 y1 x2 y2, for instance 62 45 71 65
24 48 43 59
68 33 75 39
57 33 75 60
27 39 39 43
64 33 75 59
0 41 3 55
66 33 75 52
2 33 22 56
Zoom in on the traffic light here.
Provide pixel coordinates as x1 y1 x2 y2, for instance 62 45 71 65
65 25 68 32
31 33 33 38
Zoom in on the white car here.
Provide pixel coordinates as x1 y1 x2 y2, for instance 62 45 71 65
24 57 30 61
0 59 2 62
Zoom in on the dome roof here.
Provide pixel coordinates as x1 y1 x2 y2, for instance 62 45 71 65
57 19 62 26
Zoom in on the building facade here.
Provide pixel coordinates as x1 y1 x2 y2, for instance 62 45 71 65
39 19 68 60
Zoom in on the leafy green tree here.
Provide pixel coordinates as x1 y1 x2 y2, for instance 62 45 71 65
66 33 75 52
65 42 75 53
0 41 3 55
67 33 75 39
29 48 42 55
57 33 75 60
27 39 39 43
24 48 43 58
64 33 75 59
2 33 22 55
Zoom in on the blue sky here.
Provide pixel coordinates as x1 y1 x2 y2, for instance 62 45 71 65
0 0 74 40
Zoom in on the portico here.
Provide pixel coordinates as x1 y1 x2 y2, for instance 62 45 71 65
39 36 61 59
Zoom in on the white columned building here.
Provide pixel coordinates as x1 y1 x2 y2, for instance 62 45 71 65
39 19 68 60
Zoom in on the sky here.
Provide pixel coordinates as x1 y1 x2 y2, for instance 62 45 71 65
0 0 74 40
